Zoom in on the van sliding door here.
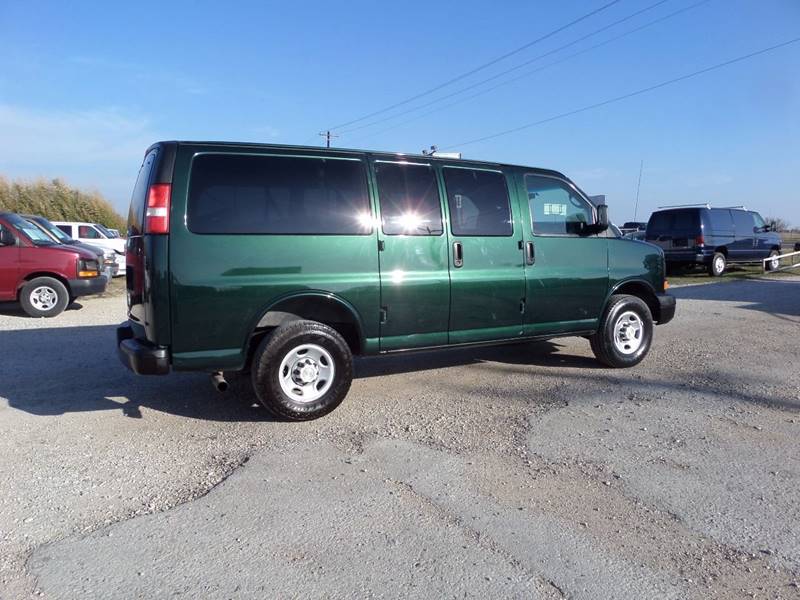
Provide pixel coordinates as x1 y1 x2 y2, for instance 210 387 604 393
372 160 450 351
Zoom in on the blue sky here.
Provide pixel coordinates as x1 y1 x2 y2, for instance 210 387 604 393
1 0 798 225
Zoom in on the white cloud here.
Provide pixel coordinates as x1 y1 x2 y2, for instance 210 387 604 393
0 103 162 210
0 103 160 165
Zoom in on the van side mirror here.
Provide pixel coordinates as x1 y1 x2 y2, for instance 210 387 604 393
596 204 609 229
582 204 609 235
0 228 15 247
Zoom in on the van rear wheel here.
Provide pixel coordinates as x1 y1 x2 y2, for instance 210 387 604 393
19 277 69 318
708 252 726 277
251 320 353 421
589 295 653 368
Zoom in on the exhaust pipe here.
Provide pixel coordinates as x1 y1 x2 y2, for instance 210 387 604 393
211 371 229 393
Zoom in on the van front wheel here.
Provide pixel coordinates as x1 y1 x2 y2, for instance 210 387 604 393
589 295 653 368
20 277 69 318
251 320 353 421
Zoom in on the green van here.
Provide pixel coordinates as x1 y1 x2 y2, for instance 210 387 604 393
117 141 675 420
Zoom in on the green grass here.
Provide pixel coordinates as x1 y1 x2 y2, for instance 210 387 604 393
668 262 800 287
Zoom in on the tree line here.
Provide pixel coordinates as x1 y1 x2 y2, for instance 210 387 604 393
0 176 126 231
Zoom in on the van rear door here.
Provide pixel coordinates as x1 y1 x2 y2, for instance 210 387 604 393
125 147 159 332
646 209 700 252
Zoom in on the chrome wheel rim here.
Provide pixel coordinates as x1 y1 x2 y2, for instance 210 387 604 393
278 343 335 403
769 254 779 270
30 286 58 311
613 311 644 355
714 255 724 274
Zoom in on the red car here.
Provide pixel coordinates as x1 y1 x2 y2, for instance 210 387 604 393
0 212 108 317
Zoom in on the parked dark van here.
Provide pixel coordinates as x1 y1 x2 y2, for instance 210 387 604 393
646 205 781 276
118 141 675 420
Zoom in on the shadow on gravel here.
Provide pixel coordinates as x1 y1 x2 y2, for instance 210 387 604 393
1 324 603 420
4 320 797 420
0 324 273 422
0 300 86 318
671 278 800 318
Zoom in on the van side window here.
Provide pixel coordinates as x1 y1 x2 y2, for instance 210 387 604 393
525 175 593 235
375 162 443 236
188 154 372 235
443 168 512 236
751 212 766 229
0 223 13 246
79 225 101 239
732 210 754 233
56 225 72 237
709 209 732 230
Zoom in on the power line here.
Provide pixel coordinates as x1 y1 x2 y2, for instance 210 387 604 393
349 0 710 143
326 0 623 131
340 0 673 136
441 37 800 150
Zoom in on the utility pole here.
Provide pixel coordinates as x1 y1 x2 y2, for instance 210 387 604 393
633 159 644 222
319 130 338 148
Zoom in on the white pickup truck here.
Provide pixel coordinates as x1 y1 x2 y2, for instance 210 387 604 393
52 221 126 276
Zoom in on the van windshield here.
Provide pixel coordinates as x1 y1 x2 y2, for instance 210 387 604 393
647 209 699 233
29 217 73 243
95 223 117 238
7 214 58 246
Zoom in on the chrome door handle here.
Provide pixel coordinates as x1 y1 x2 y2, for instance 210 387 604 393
525 241 535 265
453 241 463 268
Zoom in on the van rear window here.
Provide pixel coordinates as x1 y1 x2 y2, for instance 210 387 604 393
187 154 372 235
647 209 699 232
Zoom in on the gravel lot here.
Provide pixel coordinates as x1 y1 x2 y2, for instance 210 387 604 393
1 277 799 599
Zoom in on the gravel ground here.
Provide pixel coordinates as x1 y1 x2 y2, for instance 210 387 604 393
1 278 799 599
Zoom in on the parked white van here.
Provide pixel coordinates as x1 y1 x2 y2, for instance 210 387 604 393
52 222 126 275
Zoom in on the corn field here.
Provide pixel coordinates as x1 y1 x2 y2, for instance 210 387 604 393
0 176 126 231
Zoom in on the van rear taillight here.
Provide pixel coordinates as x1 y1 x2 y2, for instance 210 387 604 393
145 183 171 234
695 234 705 246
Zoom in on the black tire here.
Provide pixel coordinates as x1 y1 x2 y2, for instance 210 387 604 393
707 252 726 277
765 250 780 272
19 277 70 318
250 320 353 421
589 294 653 368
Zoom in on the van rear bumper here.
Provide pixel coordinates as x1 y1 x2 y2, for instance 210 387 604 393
656 293 676 325
663 249 711 264
117 324 170 375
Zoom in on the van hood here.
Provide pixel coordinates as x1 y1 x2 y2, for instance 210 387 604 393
49 243 101 261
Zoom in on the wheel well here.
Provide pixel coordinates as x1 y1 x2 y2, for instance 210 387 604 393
18 272 71 298
613 281 660 321
246 295 364 367
714 246 728 257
